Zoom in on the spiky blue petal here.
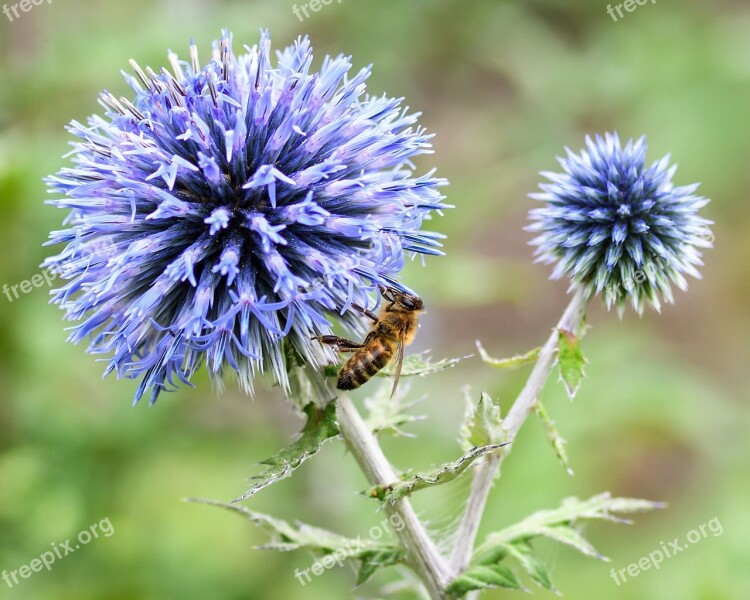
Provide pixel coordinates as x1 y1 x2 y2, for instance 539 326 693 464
528 132 712 314
44 31 448 404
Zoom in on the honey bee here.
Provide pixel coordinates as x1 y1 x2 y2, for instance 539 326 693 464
313 286 423 397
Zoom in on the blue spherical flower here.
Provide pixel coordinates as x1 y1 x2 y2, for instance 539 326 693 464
44 31 448 404
528 132 712 314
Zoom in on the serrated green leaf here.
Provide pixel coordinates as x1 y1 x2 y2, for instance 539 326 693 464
601 496 670 516
355 547 406 585
364 379 424 437
472 544 509 566
504 541 556 592
476 340 541 370
476 492 665 559
186 498 406 582
555 492 667 521
233 402 339 502
459 391 504 450
369 444 504 504
557 328 587 399
378 353 471 378
533 400 573 475
459 493 664 596
536 526 606 560
322 352 468 384
447 563 522 595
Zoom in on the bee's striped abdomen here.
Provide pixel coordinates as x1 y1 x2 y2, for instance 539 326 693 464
337 343 393 390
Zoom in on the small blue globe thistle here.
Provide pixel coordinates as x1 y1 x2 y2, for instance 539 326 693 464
44 31 448 404
528 132 712 314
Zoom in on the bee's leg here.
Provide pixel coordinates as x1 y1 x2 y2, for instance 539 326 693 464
378 285 397 311
350 302 379 324
312 335 365 353
312 332 375 352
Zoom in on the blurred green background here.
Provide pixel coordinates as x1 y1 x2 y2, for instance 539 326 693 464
1 0 748 598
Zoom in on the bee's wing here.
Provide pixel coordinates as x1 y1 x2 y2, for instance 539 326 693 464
390 327 407 399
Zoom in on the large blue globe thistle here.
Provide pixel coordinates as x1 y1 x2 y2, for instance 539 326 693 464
528 132 712 314
44 31 447 404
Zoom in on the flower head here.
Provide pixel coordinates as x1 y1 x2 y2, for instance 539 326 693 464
44 31 448 404
528 132 712 314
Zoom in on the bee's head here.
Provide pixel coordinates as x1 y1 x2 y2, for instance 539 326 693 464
399 294 423 311
379 285 424 311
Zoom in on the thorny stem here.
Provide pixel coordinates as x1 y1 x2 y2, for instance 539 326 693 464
334 288 587 598
336 394 452 600
450 287 589 584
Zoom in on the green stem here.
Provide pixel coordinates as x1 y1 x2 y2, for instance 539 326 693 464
449 287 589 584
336 393 452 599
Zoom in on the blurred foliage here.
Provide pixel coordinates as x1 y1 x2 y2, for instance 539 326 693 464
1 0 749 598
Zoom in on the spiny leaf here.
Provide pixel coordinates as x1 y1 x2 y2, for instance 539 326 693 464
471 540 556 593
476 340 541 370
355 547 407 585
369 444 504 504
533 400 573 475
233 401 339 502
504 541 557 592
557 328 587 399
447 563 523 595
602 496 670 516
364 379 425 437
324 353 469 382
472 544 509 566
458 493 664 596
186 497 323 548
459 391 505 450
186 498 405 584
536 525 606 560
378 352 471 378
476 492 665 560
